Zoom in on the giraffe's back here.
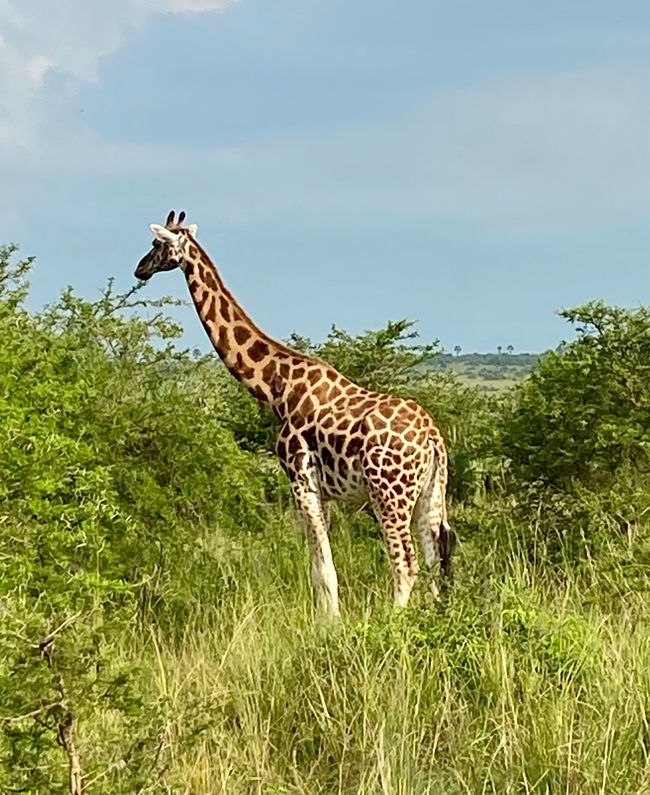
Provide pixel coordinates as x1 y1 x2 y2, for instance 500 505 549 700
309 392 439 503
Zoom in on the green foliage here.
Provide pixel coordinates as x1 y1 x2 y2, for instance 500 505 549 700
289 319 439 393
435 351 539 392
503 301 650 489
0 246 281 792
495 301 650 558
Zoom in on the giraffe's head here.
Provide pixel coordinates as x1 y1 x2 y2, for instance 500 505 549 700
134 210 199 281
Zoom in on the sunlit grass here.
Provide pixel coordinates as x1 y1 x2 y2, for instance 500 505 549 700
81 509 650 794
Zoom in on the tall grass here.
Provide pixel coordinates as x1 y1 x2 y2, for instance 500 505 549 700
79 506 650 794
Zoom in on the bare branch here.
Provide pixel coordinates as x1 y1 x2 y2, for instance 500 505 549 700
57 712 84 795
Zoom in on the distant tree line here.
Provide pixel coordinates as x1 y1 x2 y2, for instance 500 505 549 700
435 351 540 368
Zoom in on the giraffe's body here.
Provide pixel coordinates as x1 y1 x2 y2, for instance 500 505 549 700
135 211 455 614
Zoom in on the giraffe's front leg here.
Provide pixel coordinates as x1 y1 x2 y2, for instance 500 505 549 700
292 480 339 616
281 443 339 617
277 429 339 616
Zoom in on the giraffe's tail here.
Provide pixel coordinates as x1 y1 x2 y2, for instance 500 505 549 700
430 433 456 579
439 521 457 578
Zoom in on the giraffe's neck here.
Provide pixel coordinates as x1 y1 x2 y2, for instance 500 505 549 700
183 243 318 413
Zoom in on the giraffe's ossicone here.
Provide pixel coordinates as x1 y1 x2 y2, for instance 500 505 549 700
135 210 456 615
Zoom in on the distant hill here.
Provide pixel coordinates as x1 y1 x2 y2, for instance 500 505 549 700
430 352 541 391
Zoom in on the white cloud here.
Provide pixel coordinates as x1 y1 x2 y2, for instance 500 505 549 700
0 0 239 146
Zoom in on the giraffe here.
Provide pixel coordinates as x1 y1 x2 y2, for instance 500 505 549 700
134 210 456 615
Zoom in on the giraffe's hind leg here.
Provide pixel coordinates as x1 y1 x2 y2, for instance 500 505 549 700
380 507 419 608
414 446 456 598
362 450 420 608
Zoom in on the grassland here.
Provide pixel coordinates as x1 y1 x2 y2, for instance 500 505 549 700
87 504 650 794
435 353 540 392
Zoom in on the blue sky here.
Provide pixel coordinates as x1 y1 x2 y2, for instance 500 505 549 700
0 0 648 353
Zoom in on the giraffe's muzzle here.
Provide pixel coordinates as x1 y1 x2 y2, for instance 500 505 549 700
134 253 153 281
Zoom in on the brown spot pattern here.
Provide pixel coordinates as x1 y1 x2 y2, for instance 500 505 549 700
234 326 251 345
219 296 231 321
262 361 276 384
204 299 216 323
249 339 270 362
204 271 218 291
217 326 230 354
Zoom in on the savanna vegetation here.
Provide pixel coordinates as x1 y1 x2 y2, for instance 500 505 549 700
435 353 540 390
1 242 649 794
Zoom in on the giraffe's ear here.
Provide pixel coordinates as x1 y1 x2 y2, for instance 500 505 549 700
186 223 198 238
149 223 179 244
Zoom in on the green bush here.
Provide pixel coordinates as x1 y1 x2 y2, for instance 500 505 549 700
496 302 650 558
502 301 650 490
0 246 282 791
